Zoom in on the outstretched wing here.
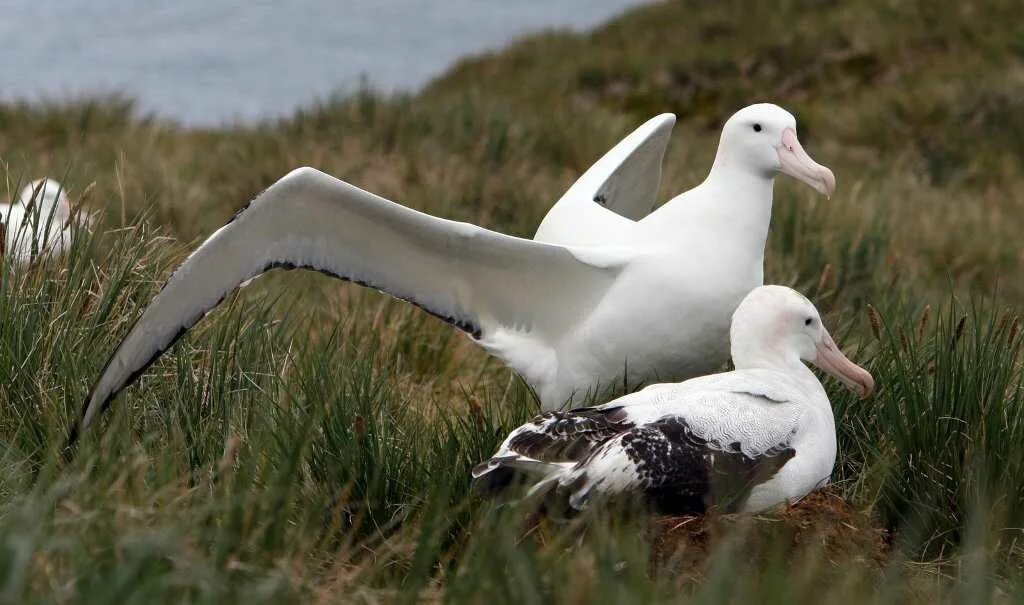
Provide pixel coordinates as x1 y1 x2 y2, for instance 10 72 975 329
533 113 675 246
75 167 628 438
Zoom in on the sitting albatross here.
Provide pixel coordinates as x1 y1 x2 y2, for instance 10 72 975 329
1 179 76 264
472 285 874 514
72 103 835 441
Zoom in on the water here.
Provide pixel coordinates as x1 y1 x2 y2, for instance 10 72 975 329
0 0 646 126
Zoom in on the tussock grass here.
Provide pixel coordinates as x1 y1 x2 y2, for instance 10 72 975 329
1 0 1023 601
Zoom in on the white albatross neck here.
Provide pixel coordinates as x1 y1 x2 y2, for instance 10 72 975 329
640 154 776 264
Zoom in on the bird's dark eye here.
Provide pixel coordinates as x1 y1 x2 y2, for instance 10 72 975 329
753 123 762 132
804 317 813 326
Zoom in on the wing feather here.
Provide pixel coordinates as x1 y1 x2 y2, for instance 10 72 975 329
566 406 798 513
74 167 627 438
533 114 675 246
552 387 802 512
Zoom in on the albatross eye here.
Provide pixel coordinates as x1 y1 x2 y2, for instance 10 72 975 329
753 123 762 132
804 317 813 326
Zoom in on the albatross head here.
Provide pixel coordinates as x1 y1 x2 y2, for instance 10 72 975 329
730 285 874 398
715 103 836 198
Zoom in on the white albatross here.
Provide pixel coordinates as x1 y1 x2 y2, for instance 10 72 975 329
472 285 874 514
71 103 836 441
1 179 76 264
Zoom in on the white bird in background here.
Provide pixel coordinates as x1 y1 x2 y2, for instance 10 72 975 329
72 103 836 441
1 178 78 264
473 285 874 514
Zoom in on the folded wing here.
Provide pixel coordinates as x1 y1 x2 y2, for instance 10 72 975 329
565 389 801 512
75 167 627 438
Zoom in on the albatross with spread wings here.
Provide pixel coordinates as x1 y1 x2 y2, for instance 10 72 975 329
72 103 836 441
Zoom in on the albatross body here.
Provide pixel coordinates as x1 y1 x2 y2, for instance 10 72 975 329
473 286 874 514
74 103 836 439
1 179 74 264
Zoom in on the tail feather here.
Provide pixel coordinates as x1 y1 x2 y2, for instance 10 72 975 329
472 454 573 496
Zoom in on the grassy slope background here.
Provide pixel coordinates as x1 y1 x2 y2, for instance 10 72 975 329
1 1 1023 602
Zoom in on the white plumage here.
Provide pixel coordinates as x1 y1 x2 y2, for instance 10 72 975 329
473 285 874 514
74 103 837 438
1 179 77 264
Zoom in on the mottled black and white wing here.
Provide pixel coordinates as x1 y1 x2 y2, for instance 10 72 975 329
471 405 635 492
564 413 796 513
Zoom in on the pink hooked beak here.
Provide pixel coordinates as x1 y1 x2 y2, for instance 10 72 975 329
778 128 836 198
813 330 875 399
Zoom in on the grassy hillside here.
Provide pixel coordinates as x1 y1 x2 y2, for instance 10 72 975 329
1 1 1023 602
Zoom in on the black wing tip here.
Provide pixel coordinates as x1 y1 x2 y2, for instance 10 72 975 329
61 399 92 462
63 391 107 454
471 458 518 494
470 460 493 478
69 218 488 458
63 419 82 456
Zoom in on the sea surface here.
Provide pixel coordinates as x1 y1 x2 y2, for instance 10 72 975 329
0 0 646 126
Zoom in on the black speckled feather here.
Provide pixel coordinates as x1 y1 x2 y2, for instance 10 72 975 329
574 416 795 514
506 405 632 461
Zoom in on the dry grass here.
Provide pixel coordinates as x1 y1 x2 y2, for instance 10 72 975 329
0 1 1023 602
